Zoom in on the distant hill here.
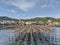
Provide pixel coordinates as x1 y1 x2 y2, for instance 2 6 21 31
22 17 60 22
0 16 60 22
0 16 18 21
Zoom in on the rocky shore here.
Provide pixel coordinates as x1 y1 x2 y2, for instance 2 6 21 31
8 25 54 45
0 24 56 45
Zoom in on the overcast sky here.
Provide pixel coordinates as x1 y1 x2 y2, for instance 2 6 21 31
0 0 60 19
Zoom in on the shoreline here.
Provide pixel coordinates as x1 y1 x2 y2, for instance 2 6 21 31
0 24 60 30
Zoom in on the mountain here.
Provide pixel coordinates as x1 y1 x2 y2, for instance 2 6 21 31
22 17 60 22
0 16 18 21
0 16 60 22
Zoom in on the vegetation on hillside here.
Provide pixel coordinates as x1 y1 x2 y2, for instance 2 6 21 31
23 17 60 22
0 16 60 22
0 16 18 21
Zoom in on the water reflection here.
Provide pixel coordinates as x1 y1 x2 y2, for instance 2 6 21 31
0 27 60 45
0 29 18 45
50 27 60 45
16 32 54 45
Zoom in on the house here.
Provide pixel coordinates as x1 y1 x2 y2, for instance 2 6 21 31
25 21 32 25
53 22 60 25
39 21 44 25
47 20 53 25
47 20 52 23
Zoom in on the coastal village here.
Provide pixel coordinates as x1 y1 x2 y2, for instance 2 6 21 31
0 17 60 45
0 0 60 45
0 19 60 26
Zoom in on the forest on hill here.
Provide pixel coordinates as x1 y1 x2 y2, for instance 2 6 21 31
22 17 60 22
0 16 60 22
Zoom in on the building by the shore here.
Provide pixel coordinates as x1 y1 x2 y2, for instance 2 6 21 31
53 22 60 26
0 20 15 24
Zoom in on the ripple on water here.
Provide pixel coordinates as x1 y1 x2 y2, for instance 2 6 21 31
0 29 18 45
0 27 60 45
50 27 60 45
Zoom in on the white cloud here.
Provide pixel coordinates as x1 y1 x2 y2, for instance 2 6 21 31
0 0 60 11
54 13 60 18
7 9 16 14
10 10 16 14
12 2 36 11
10 0 39 11
40 4 47 8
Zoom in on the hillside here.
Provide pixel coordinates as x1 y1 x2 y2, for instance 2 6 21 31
0 16 18 21
0 16 60 22
22 17 60 22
